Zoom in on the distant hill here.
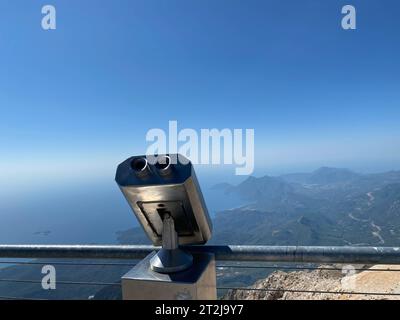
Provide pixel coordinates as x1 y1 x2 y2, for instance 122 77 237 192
281 167 360 185
118 168 400 247
208 168 400 246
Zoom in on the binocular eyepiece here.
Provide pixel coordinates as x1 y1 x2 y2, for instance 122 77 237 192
130 155 173 178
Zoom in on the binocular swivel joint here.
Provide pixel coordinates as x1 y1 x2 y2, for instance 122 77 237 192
150 214 194 273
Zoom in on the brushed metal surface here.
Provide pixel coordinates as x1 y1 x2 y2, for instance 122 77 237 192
122 252 217 300
115 154 212 246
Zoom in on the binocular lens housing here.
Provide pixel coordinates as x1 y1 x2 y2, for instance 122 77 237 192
116 154 212 246
155 155 172 175
131 158 148 173
131 155 173 177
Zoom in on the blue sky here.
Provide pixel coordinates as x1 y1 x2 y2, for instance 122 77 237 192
1 0 400 188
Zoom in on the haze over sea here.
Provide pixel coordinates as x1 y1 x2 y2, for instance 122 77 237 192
0 167 246 245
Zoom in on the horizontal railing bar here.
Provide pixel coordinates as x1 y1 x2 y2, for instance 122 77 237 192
0 278 121 286
217 287 400 296
0 245 154 260
0 295 48 301
217 265 400 272
1 245 400 264
0 260 137 267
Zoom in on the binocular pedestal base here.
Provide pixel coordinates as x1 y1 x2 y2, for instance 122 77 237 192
150 248 193 273
121 251 216 300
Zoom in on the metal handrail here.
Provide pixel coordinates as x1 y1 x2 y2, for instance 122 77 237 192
0 278 121 286
0 260 138 267
1 245 400 264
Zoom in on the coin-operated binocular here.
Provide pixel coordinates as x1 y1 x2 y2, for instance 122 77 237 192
116 154 216 300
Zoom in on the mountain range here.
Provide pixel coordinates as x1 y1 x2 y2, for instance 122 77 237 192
118 167 400 247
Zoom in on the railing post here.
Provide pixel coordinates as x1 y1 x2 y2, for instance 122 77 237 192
121 251 217 300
